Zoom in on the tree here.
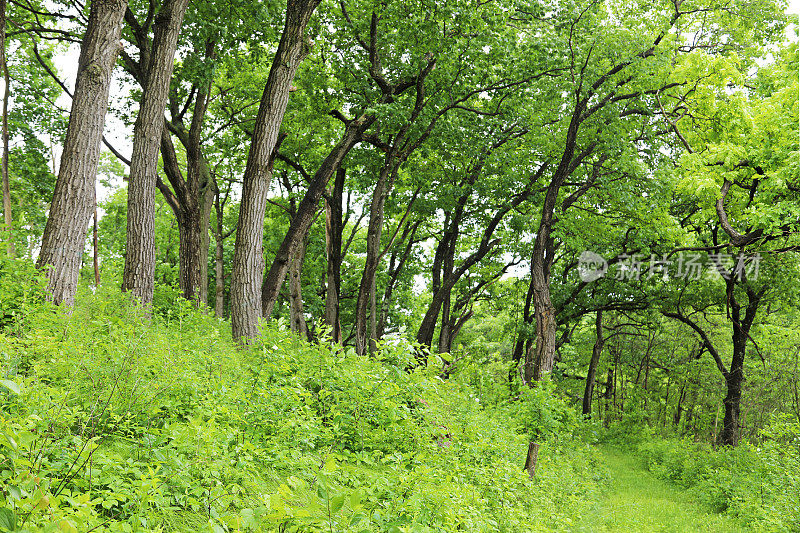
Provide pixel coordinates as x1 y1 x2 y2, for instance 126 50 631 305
37 0 128 305
659 38 799 445
518 0 788 382
0 0 11 256
122 0 190 305
229 0 320 341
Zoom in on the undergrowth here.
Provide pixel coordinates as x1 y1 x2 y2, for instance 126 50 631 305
601 412 800 532
1 257 606 532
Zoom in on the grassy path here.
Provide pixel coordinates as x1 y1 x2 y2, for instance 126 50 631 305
572 447 744 532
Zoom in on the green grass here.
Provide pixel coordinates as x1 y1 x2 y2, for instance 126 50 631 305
572 447 745 532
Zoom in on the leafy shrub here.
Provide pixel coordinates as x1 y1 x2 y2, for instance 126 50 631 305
509 379 579 442
635 419 800 531
0 253 48 334
0 272 609 532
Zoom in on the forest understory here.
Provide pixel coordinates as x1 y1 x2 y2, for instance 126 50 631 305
1 0 799 530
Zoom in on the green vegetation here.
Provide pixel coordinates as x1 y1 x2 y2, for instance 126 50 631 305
581 449 744 533
1 0 798 531
1 259 609 532
2 256 799 531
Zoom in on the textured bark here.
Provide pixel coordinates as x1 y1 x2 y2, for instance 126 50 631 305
288 236 308 339
522 19 675 382
323 167 345 342
524 442 540 478
720 286 761 446
37 0 128 305
155 116 215 305
355 165 392 355
177 84 215 304
1 0 12 257
214 229 225 317
527 168 565 382
230 0 320 341
122 0 189 304
175 163 214 304
582 310 604 417
122 28 217 305
260 114 374 322
437 293 453 354
527 114 584 382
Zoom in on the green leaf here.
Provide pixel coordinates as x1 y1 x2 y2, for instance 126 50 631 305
0 508 17 532
0 380 20 395
240 508 255 528
2 434 17 451
349 489 362 509
349 513 367 526
330 494 345 514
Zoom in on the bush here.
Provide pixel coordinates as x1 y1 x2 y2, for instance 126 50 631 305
0 253 48 335
634 420 800 531
0 274 609 532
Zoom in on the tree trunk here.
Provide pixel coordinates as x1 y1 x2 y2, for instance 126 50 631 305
229 0 320 341
175 179 214 305
377 221 418 339
213 187 229 318
1 0 12 257
720 288 760 446
511 267 535 382
416 221 514 352
528 230 557 382
720 358 744 446
437 291 452 355
181 85 215 304
527 106 586 382
288 235 308 339
369 272 378 354
603 366 614 423
437 224 456 355
324 167 345 342
156 121 215 306
355 165 391 355
662 374 671 427
214 230 225 317
38 0 128 305
122 0 189 304
674 381 686 427
523 441 540 478
582 310 604 417
176 205 201 299
260 114 374 322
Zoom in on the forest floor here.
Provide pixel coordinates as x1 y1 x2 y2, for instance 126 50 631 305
572 447 745 532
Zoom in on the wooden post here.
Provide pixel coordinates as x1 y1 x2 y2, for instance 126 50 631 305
524 441 540 478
